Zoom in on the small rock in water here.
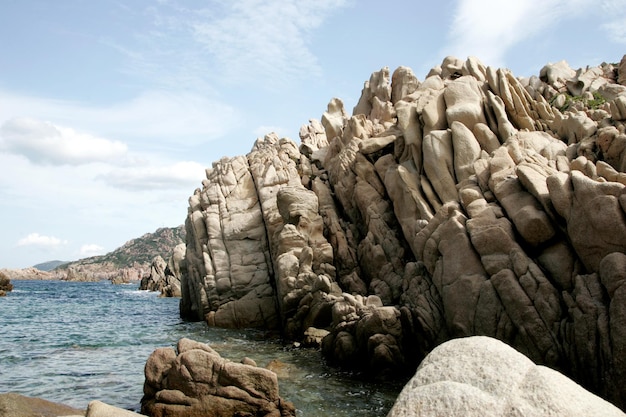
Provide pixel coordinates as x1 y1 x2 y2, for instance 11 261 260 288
142 337 296 417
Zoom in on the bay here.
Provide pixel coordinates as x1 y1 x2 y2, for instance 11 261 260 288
0 280 401 415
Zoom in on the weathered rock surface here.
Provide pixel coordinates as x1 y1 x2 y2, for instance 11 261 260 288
141 338 295 417
0 392 84 417
387 336 625 417
0 267 64 281
55 226 186 284
0 271 13 296
139 244 185 297
181 55 626 409
86 400 142 417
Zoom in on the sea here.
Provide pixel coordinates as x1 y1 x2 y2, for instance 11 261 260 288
0 280 402 416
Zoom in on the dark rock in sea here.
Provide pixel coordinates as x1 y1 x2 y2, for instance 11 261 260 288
141 338 296 417
0 271 13 296
138 243 185 297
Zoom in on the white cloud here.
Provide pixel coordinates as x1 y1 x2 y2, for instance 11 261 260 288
254 125 288 138
0 90 239 146
95 91 239 141
601 0 626 44
79 244 106 257
17 233 68 248
0 117 128 166
443 0 596 67
98 160 206 191
140 0 351 87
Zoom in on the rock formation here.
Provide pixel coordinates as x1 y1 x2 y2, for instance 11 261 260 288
64 266 101 282
111 267 143 285
0 271 13 296
0 267 64 281
180 54 626 409
55 225 185 283
139 244 185 297
387 336 625 417
0 392 84 417
0 393 144 417
141 338 296 417
86 400 142 417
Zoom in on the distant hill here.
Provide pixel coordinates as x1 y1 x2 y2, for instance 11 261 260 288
54 225 186 281
33 260 68 271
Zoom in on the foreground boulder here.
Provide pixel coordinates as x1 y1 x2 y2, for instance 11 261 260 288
141 338 295 417
86 400 142 417
387 336 626 417
0 392 83 417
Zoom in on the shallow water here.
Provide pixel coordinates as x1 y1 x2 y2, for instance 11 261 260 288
0 280 401 415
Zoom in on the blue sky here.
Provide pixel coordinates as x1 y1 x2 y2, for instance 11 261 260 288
1 0 624 268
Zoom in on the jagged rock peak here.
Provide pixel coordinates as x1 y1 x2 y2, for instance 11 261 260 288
180 54 626 411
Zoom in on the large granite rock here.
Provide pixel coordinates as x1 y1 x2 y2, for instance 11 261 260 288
181 54 626 410
86 400 142 417
0 394 144 417
141 338 295 417
0 393 83 417
387 336 625 417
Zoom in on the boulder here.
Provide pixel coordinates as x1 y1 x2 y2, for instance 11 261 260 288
86 400 141 417
0 271 13 296
139 256 167 292
0 393 83 417
141 338 295 417
387 336 626 417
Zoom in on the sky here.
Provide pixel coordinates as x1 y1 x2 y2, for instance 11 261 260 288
1 0 625 269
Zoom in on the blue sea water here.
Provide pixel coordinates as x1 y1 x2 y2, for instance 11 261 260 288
0 280 400 415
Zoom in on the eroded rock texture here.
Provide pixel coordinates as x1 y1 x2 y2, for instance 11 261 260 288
139 244 186 297
387 336 626 417
141 338 295 417
180 55 626 409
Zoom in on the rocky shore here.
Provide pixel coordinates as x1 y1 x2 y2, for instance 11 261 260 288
2 336 624 417
138 243 186 297
4 54 626 416
0 267 64 281
179 54 626 410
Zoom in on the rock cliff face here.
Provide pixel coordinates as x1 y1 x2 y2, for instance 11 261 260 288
180 55 626 409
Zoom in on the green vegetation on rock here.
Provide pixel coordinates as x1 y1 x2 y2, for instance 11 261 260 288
33 260 68 271
57 225 186 271
550 91 607 112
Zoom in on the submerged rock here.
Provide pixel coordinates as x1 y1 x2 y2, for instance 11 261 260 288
141 338 296 417
387 336 626 417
